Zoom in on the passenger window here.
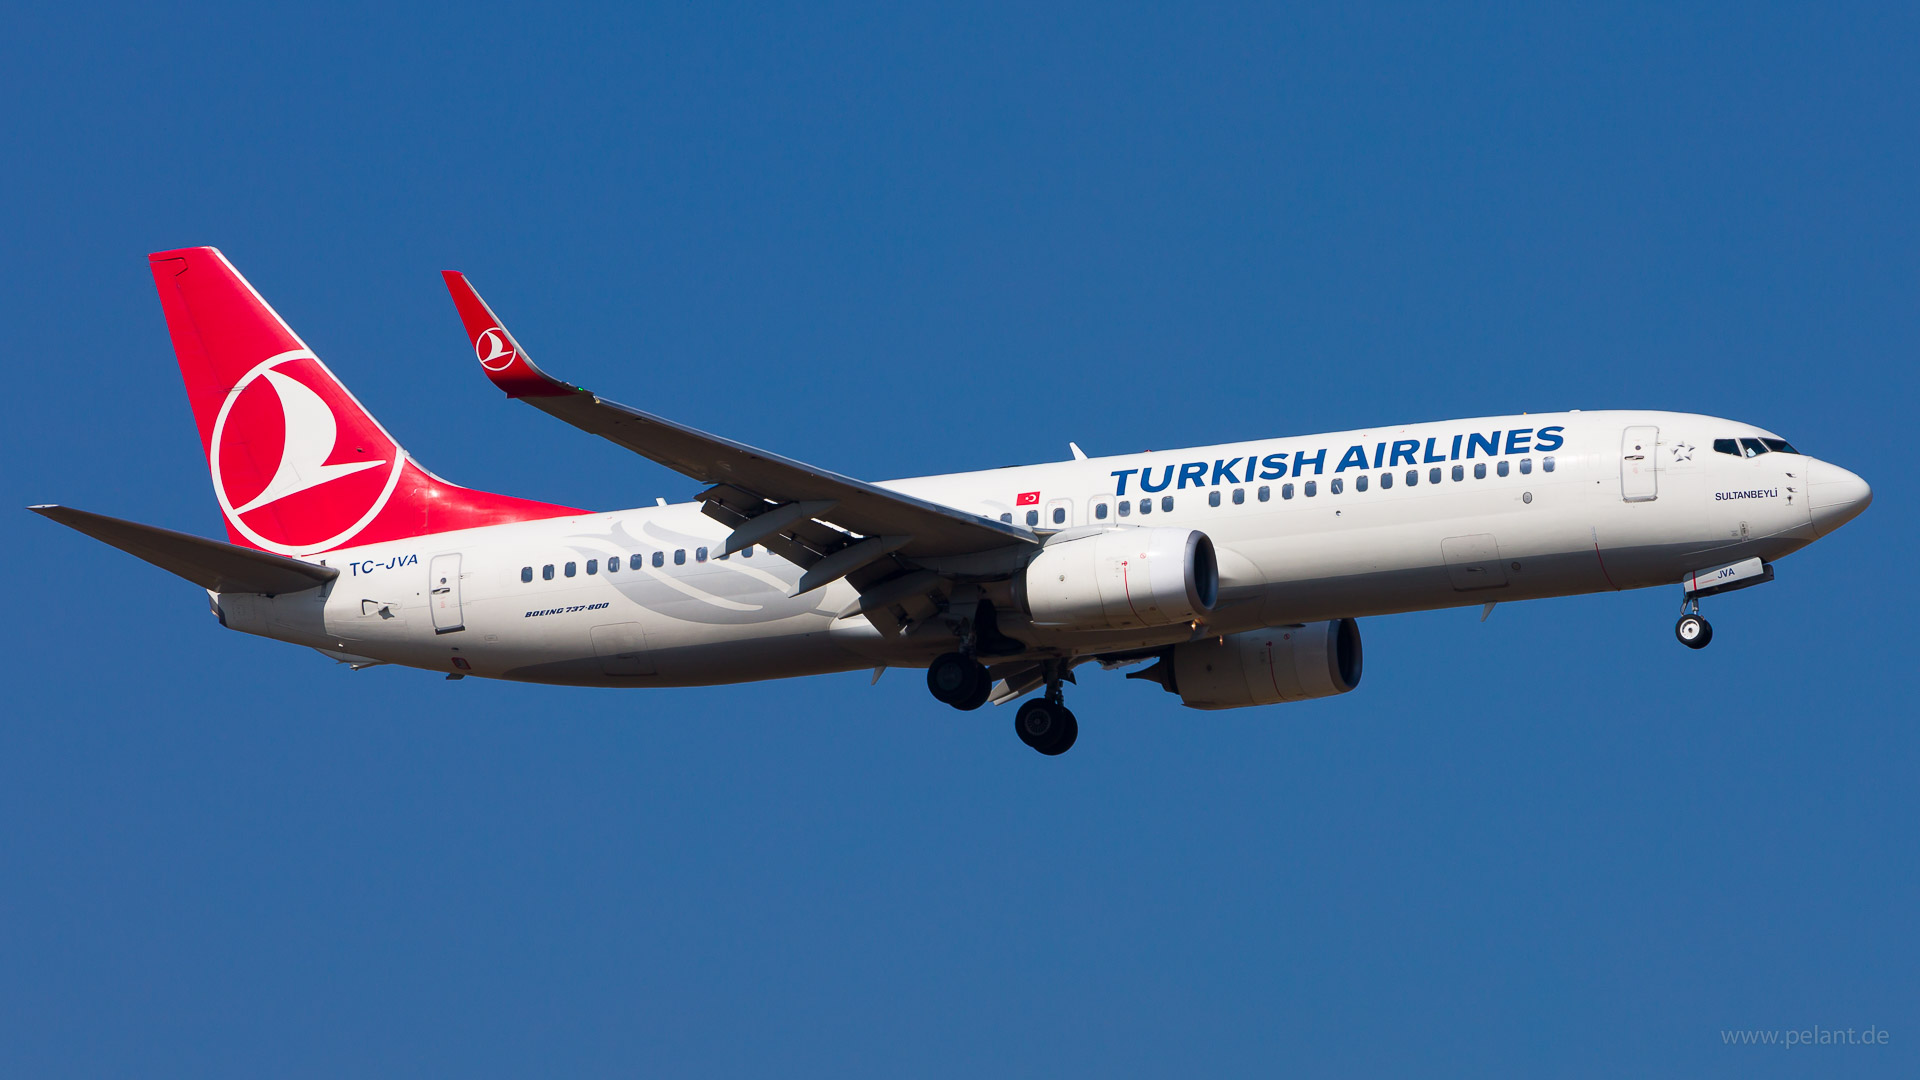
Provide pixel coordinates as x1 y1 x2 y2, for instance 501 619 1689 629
1713 438 1740 456
1052 506 1066 525
1279 484 1291 500
1519 458 1532 475
1161 496 1173 513
1118 499 1131 517
1139 498 1152 515
630 554 644 570
606 557 618 574
1305 481 1318 497
1000 512 1013 524
1429 467 1442 484
1258 485 1271 502
1497 460 1509 477
1473 463 1486 479
587 559 599 575
565 561 577 578
1232 488 1245 505
674 549 686 565
520 566 533 583
1543 456 1556 472
652 551 664 568
1380 472 1393 490
1406 470 1418 487
1208 490 1221 507
1331 478 1343 494
741 546 753 558
1761 438 1799 454
695 547 708 563
1355 475 1368 492
1026 509 1039 526
1095 501 1109 520
1451 465 1464 482
543 564 554 580
1739 438 1767 458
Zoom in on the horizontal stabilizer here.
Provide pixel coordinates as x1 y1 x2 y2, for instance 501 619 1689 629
30 505 339 595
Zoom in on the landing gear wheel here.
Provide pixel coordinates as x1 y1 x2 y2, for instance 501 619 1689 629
1676 613 1713 649
927 651 989 710
1014 699 1079 756
956 674 992 711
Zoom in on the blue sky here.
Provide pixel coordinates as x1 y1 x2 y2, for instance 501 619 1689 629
3 3 1914 1076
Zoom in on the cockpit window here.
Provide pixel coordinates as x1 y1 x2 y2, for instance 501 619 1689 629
1715 436 1799 457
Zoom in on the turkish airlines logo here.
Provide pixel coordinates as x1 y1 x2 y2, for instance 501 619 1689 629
475 327 517 371
209 350 405 555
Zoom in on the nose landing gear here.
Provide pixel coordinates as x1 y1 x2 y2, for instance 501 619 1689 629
1675 596 1713 649
1673 557 1774 650
1675 611 1713 649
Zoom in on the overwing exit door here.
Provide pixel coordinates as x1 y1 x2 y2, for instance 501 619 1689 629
1621 426 1659 502
429 553 464 634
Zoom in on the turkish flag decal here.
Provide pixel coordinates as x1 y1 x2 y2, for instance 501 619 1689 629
1016 491 1041 506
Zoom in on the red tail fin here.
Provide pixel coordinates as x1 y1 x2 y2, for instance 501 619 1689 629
149 247 581 555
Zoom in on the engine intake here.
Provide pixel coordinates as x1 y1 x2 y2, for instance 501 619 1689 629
1147 619 1363 710
1017 527 1217 631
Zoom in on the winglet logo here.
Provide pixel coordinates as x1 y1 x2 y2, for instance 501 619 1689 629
476 327 517 371
209 350 405 555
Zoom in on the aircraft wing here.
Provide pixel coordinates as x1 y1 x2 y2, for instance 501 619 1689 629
442 272 1038 607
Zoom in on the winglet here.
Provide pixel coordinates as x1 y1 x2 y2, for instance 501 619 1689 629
441 271 583 399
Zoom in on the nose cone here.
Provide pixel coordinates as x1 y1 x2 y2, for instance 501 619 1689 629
1808 461 1872 536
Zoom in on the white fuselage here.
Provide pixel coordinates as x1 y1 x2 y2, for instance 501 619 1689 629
215 410 1841 685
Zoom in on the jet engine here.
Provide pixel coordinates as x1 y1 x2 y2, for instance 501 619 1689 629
1016 527 1217 632
1133 619 1363 710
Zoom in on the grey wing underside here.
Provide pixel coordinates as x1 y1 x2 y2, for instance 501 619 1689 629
442 272 1041 629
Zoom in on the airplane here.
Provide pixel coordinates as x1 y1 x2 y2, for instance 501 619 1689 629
32 247 1873 755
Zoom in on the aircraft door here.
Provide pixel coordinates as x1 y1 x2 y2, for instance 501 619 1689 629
591 622 655 676
1621 426 1659 502
1441 534 1509 591
429 553 465 634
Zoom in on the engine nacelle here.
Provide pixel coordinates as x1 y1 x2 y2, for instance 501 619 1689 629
1156 619 1363 710
1016 527 1218 631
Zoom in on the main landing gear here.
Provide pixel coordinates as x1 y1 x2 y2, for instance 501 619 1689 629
927 653 1079 755
927 651 990 711
927 600 1022 712
1014 696 1078 756
1014 663 1077 756
1675 596 1713 650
